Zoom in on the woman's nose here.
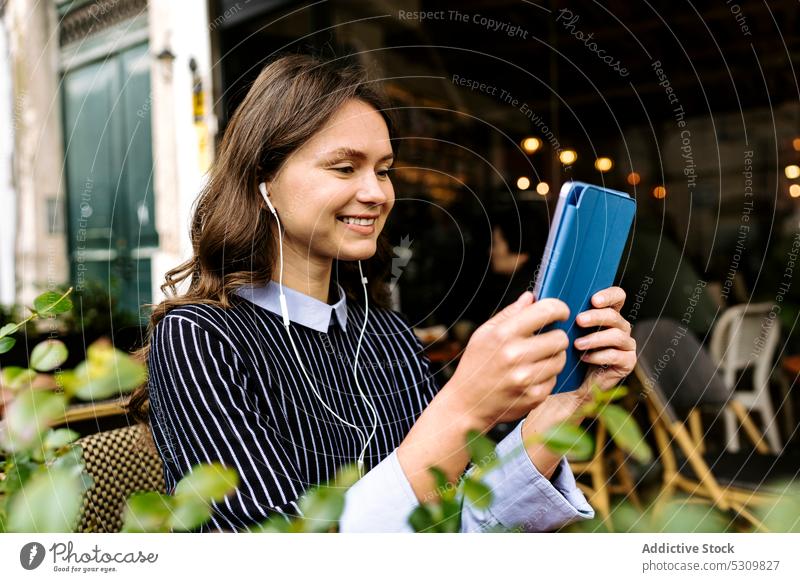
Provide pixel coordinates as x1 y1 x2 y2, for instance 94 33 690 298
355 175 389 206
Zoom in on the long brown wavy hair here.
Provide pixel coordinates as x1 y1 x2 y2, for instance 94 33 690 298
126 54 396 425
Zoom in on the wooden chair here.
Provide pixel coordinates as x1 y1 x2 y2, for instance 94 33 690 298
632 319 800 531
569 417 645 531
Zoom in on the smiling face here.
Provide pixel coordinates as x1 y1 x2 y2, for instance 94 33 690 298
263 99 395 267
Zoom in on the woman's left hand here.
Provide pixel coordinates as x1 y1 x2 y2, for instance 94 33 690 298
520 287 636 478
572 286 636 397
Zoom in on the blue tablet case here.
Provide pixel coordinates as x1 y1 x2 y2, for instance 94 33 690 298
533 181 636 394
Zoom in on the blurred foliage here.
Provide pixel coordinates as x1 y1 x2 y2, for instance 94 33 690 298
566 495 735 533
563 482 800 534
122 463 240 533
530 386 653 466
247 465 361 533
56 279 141 337
755 481 800 533
4 292 796 534
242 385 654 533
0 288 147 532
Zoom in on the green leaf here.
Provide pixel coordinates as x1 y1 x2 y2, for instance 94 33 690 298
54 370 77 395
0 336 15 354
3 457 36 497
86 340 118 368
0 390 67 453
50 445 90 477
30 340 68 372
113 354 147 392
604 501 648 533
592 384 629 404
439 498 463 532
408 504 436 532
63 362 90 398
427 466 457 501
174 463 238 504
466 430 498 470
421 502 451 533
33 290 73 316
599 404 653 464
540 423 594 461
30 445 47 464
333 463 361 489
122 492 174 533
297 486 346 533
70 345 146 401
1 367 37 391
462 476 493 510
43 429 80 451
578 385 631 417
0 322 19 338
649 496 731 533
169 498 213 532
6 460 90 532
249 515 291 533
429 466 448 490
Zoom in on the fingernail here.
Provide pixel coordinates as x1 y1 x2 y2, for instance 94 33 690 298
575 338 588 348
594 293 605 304
517 291 533 304
577 313 589 324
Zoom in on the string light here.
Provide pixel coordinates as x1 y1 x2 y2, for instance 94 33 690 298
536 182 549 195
516 176 531 190
521 137 542 154
653 186 667 199
594 157 613 172
559 150 577 165
627 172 641 186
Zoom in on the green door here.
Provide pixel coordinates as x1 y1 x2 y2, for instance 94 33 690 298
63 41 157 322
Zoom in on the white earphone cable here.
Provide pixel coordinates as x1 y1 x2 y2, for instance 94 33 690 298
353 260 379 471
260 182 378 477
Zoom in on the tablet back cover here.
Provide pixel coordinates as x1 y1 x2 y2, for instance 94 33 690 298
533 182 636 393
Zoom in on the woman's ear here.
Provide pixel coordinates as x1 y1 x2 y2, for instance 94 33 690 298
258 182 277 214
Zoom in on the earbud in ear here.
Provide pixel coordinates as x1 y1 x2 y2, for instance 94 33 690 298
258 182 277 215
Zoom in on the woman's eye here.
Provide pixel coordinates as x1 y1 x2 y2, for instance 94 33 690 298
330 164 392 177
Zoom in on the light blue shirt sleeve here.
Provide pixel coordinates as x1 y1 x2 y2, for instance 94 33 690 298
338 420 594 532
459 419 595 532
338 449 419 532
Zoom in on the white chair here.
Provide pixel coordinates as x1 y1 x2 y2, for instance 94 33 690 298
710 303 783 454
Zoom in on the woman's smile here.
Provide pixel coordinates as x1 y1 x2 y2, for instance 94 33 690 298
337 214 379 235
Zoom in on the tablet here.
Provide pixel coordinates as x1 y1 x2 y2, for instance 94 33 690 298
532 181 636 394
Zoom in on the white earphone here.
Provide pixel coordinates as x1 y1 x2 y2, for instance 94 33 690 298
258 182 379 476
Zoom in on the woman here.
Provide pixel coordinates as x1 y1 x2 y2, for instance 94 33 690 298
128 54 637 532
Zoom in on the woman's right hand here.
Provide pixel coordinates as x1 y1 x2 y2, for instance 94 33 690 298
444 291 570 432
